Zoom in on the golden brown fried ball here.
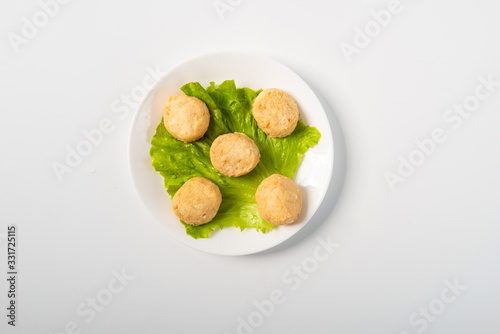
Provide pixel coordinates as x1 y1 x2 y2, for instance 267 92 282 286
255 174 302 225
172 177 222 226
252 88 299 138
210 132 260 177
163 94 210 143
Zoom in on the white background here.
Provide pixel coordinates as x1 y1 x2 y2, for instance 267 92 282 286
1 0 499 333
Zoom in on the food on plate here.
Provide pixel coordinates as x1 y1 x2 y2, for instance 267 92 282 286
251 88 299 138
172 177 222 226
163 93 210 143
210 132 260 177
150 80 321 238
255 174 302 225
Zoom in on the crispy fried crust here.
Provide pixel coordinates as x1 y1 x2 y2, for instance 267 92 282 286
255 174 302 225
252 88 299 138
163 94 210 143
172 177 222 226
210 132 260 177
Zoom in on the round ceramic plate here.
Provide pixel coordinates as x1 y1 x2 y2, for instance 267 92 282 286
128 52 334 256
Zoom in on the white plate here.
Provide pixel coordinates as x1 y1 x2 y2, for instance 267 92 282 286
128 52 334 256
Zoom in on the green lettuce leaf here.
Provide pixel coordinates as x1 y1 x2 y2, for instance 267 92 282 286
150 80 321 238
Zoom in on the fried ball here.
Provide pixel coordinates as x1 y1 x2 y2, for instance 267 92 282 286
252 88 299 138
163 94 210 143
210 132 260 177
255 174 302 225
172 177 222 226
